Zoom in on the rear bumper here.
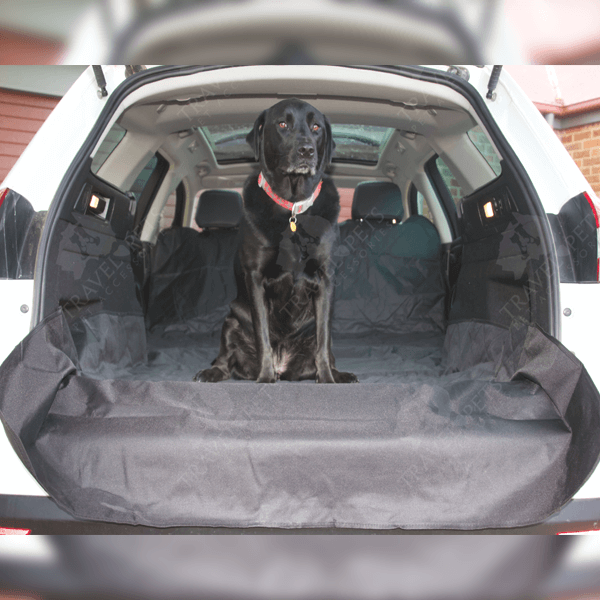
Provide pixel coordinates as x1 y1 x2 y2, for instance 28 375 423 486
1 494 598 534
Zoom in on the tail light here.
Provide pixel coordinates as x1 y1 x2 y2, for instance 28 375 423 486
0 187 9 210
557 529 600 535
583 191 600 282
0 527 31 535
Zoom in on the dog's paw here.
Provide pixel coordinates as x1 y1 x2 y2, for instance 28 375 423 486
194 367 228 382
333 370 359 384
316 370 336 384
256 366 277 383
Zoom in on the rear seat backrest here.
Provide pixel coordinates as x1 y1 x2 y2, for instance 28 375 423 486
146 190 242 332
333 181 445 335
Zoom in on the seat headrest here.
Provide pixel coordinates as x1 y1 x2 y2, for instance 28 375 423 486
195 190 243 229
351 181 403 222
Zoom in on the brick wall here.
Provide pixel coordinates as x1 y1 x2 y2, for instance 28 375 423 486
437 160 463 204
0 88 60 182
338 188 353 221
556 122 600 196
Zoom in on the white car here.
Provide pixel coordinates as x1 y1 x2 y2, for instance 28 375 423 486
0 65 599 533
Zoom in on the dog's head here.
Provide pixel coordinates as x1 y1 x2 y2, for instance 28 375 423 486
246 98 335 201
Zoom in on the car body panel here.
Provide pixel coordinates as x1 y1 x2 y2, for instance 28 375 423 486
0 280 48 497
0 280 34 367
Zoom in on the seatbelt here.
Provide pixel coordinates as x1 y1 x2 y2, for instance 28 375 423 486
127 231 152 316
442 237 463 319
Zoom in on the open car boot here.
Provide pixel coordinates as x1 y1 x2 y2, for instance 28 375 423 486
1 66 600 530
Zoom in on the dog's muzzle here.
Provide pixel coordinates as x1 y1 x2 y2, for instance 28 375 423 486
285 164 316 175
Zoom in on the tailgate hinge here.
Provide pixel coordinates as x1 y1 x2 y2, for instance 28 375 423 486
92 65 108 98
125 65 147 77
447 66 470 81
486 65 503 101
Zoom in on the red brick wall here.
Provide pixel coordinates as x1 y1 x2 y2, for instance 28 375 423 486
0 88 60 183
556 123 600 196
338 188 353 221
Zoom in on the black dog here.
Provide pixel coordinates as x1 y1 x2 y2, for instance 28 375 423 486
194 98 358 384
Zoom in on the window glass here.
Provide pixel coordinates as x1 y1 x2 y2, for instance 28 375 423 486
416 190 434 223
200 124 255 162
127 155 159 202
199 123 394 165
435 156 464 209
91 123 127 173
467 125 502 176
330 125 394 163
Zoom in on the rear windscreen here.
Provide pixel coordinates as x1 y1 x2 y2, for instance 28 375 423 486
200 123 394 165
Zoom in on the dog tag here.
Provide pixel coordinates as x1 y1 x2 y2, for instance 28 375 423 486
289 217 297 232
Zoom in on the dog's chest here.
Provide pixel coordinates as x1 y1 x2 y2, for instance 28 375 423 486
272 214 330 276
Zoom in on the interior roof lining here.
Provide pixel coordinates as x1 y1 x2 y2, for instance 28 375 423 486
118 94 472 133
139 93 453 112
92 66 476 158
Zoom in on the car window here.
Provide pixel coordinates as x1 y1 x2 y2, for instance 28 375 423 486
91 123 127 174
128 155 159 202
435 156 464 209
416 190 434 223
467 125 502 177
199 123 394 165
330 125 394 164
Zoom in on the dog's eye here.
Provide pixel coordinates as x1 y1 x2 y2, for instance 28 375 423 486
279 122 287 129
312 124 321 132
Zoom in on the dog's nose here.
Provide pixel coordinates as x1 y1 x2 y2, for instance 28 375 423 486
298 144 315 158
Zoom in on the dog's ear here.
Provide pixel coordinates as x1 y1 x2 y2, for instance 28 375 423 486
246 110 267 160
323 115 336 166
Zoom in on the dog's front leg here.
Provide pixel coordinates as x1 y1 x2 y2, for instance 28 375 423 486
246 271 276 383
313 272 336 383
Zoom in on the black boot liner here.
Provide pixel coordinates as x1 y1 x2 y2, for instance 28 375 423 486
1 306 599 529
1 207 600 529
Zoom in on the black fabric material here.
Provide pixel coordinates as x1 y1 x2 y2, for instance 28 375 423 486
145 190 242 331
334 215 444 335
547 214 576 283
449 214 553 330
145 226 240 331
146 185 440 337
2 181 599 528
556 193 599 282
351 181 404 221
0 189 37 279
1 309 599 529
195 190 243 229
43 215 142 320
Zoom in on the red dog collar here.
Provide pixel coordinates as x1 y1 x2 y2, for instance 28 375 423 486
258 172 322 231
